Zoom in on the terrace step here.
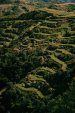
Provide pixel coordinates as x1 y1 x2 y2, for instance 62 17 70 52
50 54 67 72
15 84 44 98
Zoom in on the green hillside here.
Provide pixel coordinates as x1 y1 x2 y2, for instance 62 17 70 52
0 2 75 113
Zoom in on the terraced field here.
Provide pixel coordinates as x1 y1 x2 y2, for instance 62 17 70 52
0 6 75 113
0 11 75 98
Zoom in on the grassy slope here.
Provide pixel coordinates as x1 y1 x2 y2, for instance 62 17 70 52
0 2 75 99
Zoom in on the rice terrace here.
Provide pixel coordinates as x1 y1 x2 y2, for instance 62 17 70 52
0 0 75 113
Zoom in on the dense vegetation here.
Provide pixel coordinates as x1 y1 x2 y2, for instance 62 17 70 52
0 2 75 113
